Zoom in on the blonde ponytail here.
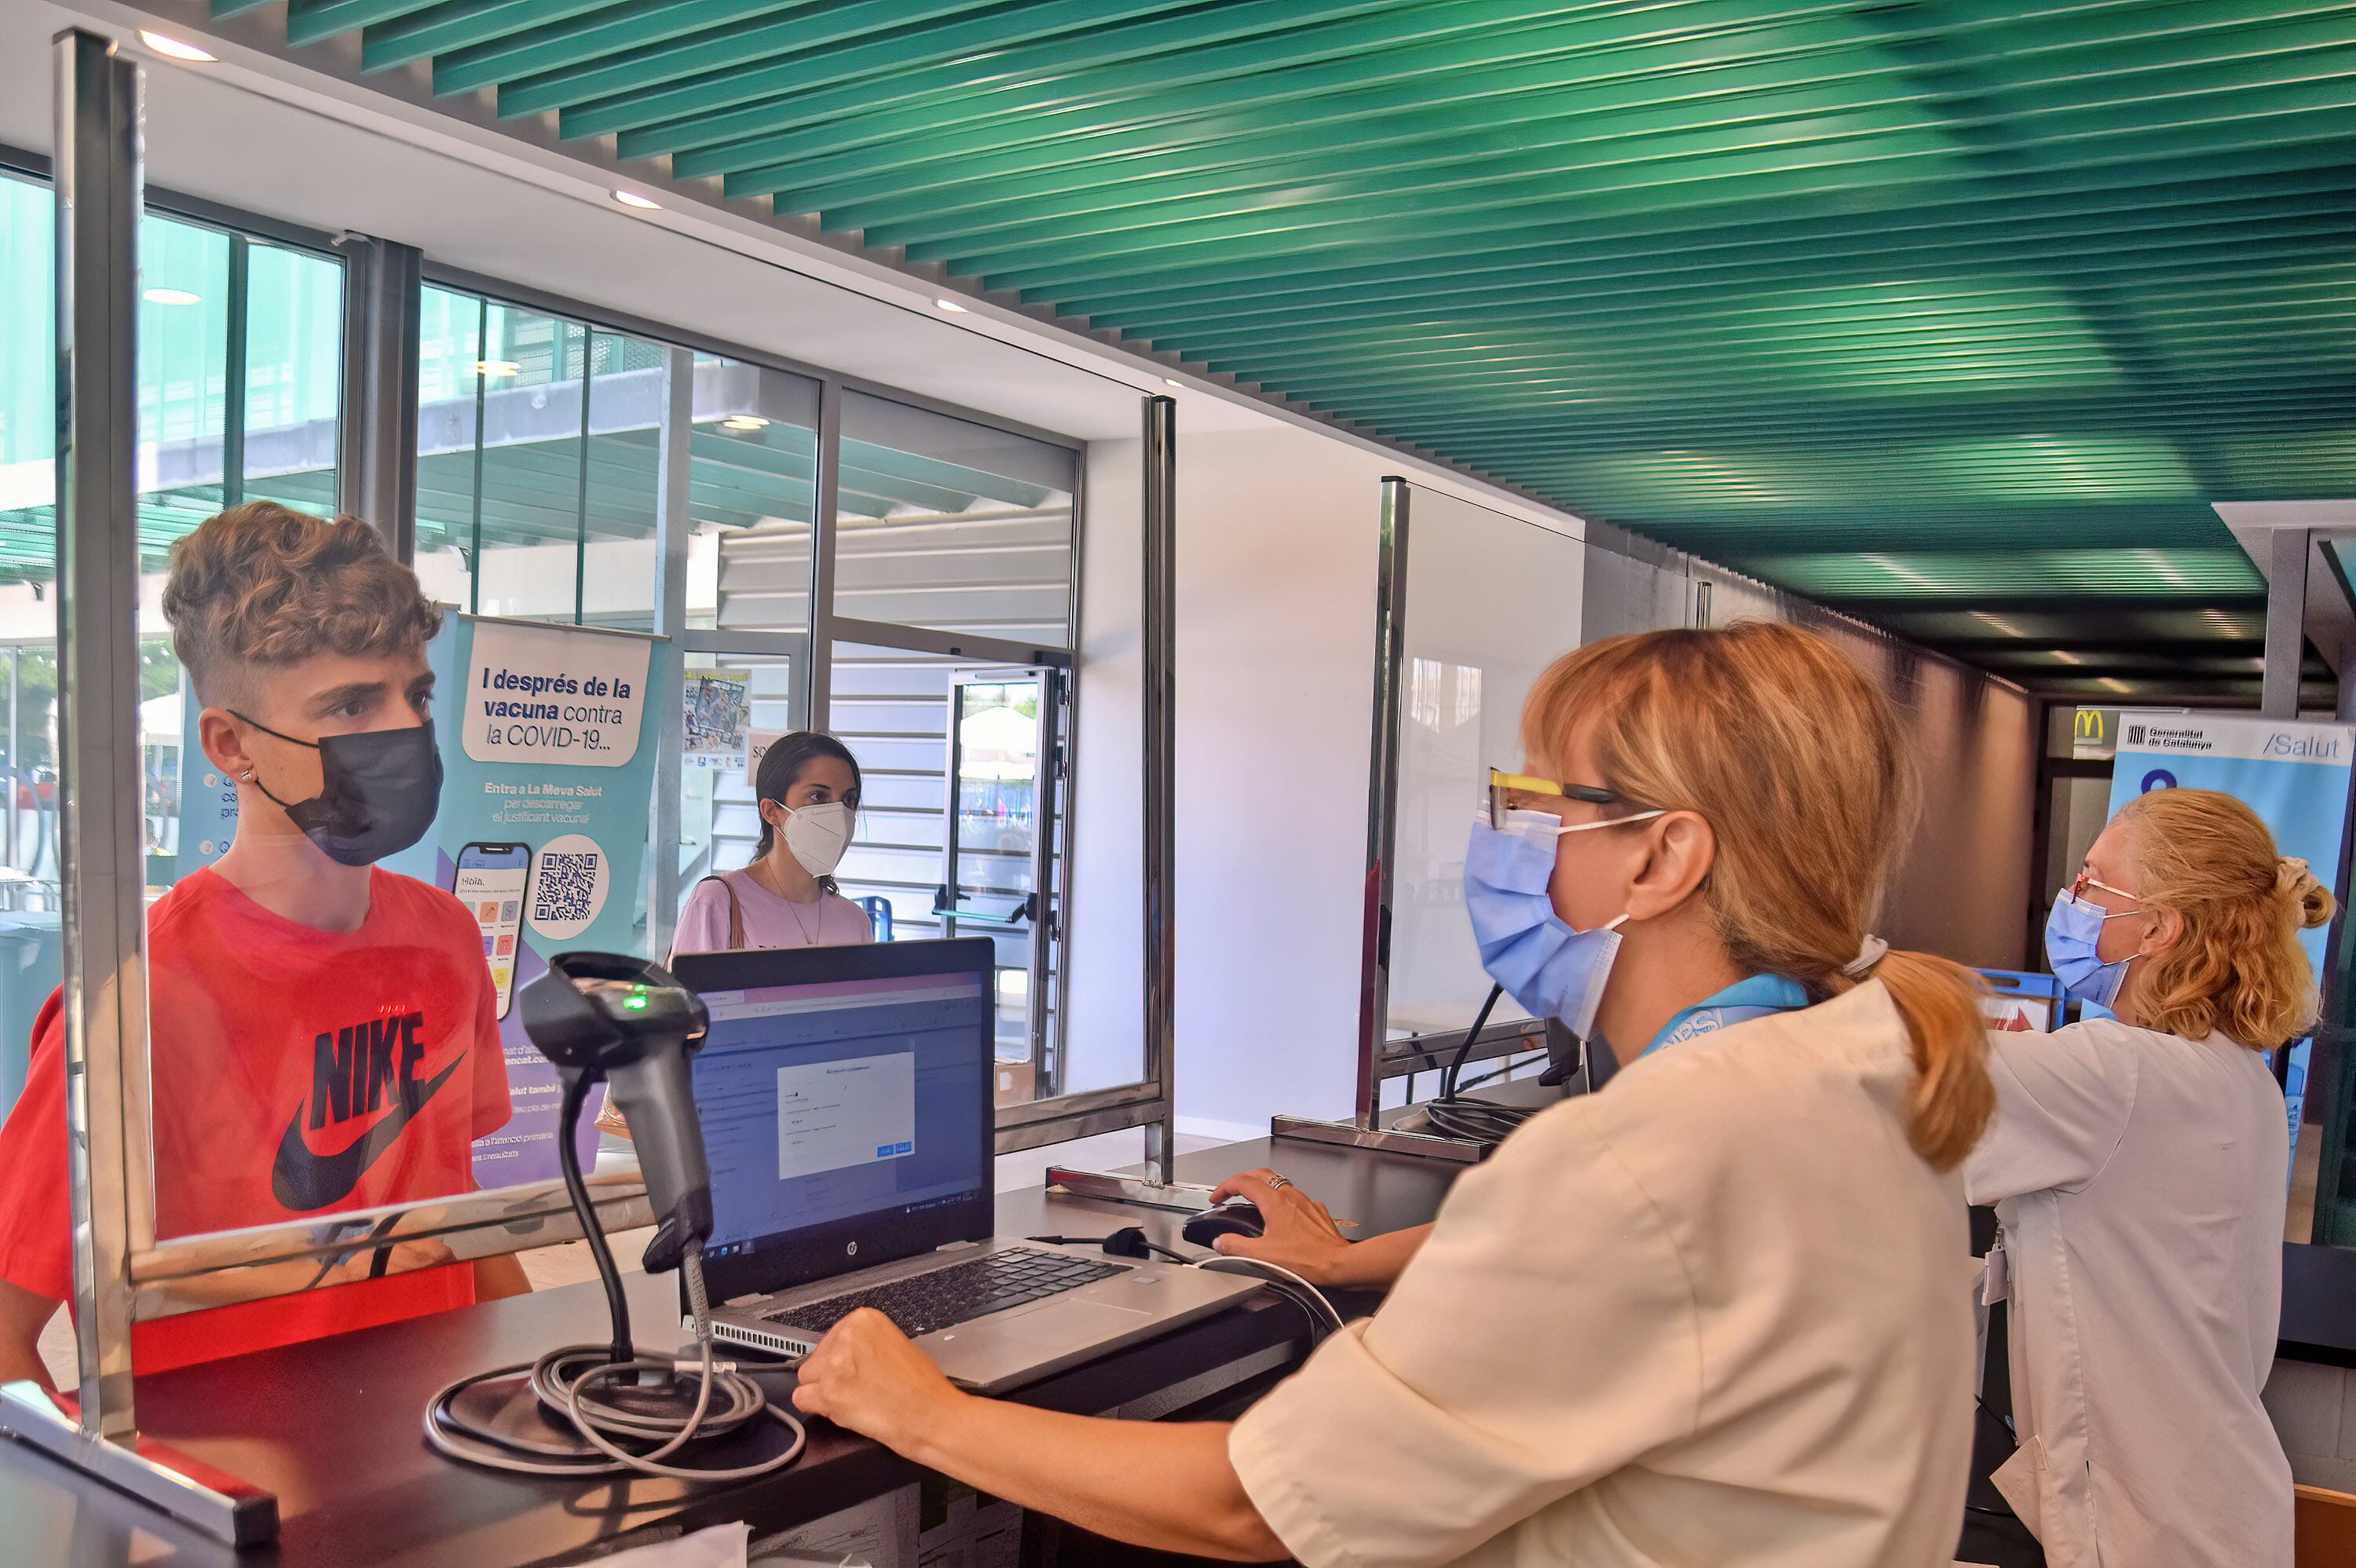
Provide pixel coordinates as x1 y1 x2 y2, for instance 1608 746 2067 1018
1525 622 1995 1171
1868 949 1996 1170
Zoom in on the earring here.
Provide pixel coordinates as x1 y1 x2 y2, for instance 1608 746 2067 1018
240 769 254 782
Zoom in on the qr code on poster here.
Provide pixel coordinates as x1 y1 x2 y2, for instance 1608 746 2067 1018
533 853 600 924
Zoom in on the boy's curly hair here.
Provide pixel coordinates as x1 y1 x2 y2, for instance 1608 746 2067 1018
161 503 442 706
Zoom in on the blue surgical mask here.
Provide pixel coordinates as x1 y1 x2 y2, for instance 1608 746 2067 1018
2044 888 2141 1008
1463 807 1659 1039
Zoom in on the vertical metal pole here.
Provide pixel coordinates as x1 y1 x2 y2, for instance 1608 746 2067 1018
1140 397 1176 1182
334 234 422 561
1355 479 1412 1124
466 296 486 613
647 346 693 960
1027 666 1060 1078
7 649 19 877
53 27 148 1442
572 324 591 625
220 236 247 510
806 380 843 730
2263 528 2311 719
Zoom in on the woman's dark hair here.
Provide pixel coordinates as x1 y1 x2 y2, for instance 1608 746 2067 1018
750 730 862 872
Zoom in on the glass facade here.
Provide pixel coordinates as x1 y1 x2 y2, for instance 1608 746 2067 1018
3 163 1114 1343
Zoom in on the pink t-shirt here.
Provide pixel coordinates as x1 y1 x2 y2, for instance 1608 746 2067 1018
671 868 876 956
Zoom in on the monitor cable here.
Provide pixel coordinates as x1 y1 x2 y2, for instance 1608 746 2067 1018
1417 984 1542 1148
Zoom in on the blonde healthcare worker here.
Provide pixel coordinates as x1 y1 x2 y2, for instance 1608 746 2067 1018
788 621 1994 1566
671 731 873 956
1969 788 2330 1568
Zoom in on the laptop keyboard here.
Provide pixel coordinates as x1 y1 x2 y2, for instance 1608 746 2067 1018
761 1248 1126 1341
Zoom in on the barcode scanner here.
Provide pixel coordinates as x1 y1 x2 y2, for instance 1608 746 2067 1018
518 952 712 1275
427 952 807 1482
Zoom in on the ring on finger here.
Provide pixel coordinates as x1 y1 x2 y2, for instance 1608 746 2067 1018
1267 1175 1294 1191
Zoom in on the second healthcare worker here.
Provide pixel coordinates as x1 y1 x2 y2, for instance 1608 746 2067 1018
1970 787 2329 1568
671 731 873 955
789 621 1993 1566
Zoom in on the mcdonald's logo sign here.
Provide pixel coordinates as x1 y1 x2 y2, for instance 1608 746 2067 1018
2075 709 2106 744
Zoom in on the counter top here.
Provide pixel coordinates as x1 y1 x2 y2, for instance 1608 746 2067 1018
0 1135 1462 1566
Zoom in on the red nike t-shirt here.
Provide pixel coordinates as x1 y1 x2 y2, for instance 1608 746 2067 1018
0 866 510 1373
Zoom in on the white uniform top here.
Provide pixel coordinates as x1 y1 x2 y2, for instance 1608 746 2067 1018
1966 1019 2292 1568
1229 981 1974 1568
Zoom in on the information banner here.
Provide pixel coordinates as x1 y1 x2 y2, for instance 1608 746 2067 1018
426 616 670 1187
2108 712 2356 1158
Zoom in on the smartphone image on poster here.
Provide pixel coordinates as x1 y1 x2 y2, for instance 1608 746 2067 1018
452 842 532 1019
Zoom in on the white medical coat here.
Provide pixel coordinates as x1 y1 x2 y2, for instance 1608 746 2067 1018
1230 981 1975 1567
1966 1019 2292 1567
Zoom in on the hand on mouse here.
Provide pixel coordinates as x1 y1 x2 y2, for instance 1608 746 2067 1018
1208 1170 1356 1287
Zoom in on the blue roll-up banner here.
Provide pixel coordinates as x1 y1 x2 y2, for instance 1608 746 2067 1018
2106 712 2355 1162
423 615 668 1188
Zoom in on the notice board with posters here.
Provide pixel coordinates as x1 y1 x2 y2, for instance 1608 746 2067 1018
2106 711 2356 1168
406 615 671 1189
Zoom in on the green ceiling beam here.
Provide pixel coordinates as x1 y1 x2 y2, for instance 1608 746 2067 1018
1043 157 2356 321
504 0 1015 119
707 0 1871 194
573 0 1231 143
430 2 809 94
284 0 436 49
931 90 2356 283
369 0 617 75
997 141 2355 307
884 60 2356 269
803 0 2356 228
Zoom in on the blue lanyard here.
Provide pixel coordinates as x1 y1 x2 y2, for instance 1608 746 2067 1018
1645 974 1810 1057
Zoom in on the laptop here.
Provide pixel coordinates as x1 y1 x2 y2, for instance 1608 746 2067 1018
668 938 1258 1394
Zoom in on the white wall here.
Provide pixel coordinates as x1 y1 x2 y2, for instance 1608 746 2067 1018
1063 418 1586 1140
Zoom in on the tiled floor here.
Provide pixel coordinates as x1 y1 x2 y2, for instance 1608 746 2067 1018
35 1130 1231 1385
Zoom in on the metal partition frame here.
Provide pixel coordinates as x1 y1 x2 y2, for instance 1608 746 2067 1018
1139 394 1178 1180
51 20 148 1446
16 54 1167 1435
335 236 422 557
1352 478 1410 1121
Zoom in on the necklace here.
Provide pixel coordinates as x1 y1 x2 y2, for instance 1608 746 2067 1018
783 892 821 947
749 859 825 946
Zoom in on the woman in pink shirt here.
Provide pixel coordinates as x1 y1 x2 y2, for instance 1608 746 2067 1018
671 731 875 955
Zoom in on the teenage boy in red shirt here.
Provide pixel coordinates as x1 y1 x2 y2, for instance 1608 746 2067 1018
0 503 526 1387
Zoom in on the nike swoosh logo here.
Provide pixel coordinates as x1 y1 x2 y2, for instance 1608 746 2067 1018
271 1054 465 1212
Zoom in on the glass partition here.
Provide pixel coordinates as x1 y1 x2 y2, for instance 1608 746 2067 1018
829 639 1077 1108
1378 486 1589 1056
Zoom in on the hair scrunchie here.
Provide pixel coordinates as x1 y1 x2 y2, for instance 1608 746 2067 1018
1843 934 1890 980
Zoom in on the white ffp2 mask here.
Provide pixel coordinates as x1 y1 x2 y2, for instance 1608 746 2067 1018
779 799 852 877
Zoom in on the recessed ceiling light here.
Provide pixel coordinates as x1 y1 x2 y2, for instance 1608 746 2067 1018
934 298 968 313
474 360 520 378
141 287 202 306
1164 378 1183 387
140 32 216 63
719 415 770 431
611 190 660 210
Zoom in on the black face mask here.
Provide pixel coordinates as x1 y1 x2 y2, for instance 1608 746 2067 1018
231 711 443 868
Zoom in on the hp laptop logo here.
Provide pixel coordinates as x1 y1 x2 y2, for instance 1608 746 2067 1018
846 1241 858 1257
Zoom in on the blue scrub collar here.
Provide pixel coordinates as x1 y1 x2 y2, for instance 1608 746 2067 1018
1645 974 1810 1057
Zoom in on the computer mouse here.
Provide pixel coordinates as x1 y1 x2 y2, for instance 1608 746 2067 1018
1182 1200 1265 1248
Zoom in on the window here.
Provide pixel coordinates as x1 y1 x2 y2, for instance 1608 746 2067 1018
0 171 345 1128
414 287 674 628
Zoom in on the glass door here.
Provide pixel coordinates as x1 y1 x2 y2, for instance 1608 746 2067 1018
938 667 1065 1101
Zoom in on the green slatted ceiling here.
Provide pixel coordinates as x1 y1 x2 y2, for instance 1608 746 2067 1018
229 0 2356 700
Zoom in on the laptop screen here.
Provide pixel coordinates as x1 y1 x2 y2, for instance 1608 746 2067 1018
691 967 994 1273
